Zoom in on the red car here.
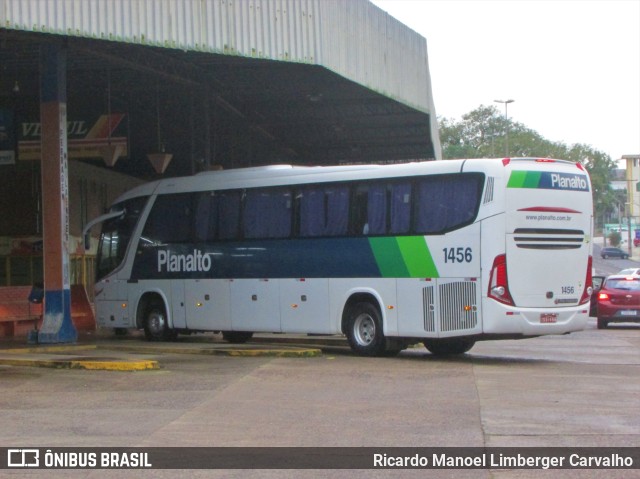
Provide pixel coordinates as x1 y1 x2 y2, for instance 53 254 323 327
596 275 640 329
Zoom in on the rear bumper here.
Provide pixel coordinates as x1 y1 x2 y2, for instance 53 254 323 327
482 298 590 336
597 305 640 322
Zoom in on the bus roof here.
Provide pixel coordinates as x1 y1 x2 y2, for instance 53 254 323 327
110 158 584 205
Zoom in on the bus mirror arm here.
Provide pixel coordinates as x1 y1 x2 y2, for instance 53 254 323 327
82 210 124 252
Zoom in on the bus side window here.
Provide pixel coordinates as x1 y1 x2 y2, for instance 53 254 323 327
218 191 241 240
142 194 194 244
389 182 411 234
351 182 404 236
323 186 349 236
243 188 292 239
350 185 369 235
299 187 325 237
367 184 387 235
195 192 218 242
415 175 482 234
299 185 349 237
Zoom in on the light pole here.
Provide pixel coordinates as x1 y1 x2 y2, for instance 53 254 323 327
494 99 514 156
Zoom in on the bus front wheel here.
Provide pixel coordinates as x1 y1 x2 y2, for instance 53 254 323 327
345 302 387 357
423 338 475 356
143 305 175 341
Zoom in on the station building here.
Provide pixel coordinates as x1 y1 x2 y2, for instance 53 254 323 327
0 0 440 329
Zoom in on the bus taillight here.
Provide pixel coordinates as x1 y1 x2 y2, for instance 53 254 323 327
579 255 593 305
488 254 514 306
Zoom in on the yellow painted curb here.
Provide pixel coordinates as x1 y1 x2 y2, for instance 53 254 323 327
103 344 322 357
0 357 159 371
219 348 321 357
68 360 159 371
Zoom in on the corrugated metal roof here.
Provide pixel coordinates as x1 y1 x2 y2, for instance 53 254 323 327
0 0 438 114
1 0 442 165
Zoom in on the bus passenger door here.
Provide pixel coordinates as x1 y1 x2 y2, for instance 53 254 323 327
280 279 330 333
185 279 231 331
170 280 187 329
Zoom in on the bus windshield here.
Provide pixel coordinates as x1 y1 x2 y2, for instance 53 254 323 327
96 196 148 280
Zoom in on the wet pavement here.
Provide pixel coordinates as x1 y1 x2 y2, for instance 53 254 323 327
1 322 639 478
0 330 330 370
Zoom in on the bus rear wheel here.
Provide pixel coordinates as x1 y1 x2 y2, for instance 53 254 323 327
345 302 387 357
423 338 475 356
143 304 175 341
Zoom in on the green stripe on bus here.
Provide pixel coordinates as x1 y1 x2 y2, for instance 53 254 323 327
369 237 409 277
396 236 439 278
507 170 542 188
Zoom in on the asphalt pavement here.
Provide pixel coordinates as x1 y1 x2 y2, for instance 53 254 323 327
0 330 336 371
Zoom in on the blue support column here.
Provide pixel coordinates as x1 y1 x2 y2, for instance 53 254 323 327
29 43 77 344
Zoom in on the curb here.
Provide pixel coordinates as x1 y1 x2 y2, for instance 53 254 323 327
0 357 159 371
0 341 323 370
102 344 323 358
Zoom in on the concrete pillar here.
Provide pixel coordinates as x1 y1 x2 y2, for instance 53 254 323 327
30 44 77 344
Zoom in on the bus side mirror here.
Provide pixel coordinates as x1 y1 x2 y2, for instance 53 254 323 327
84 233 91 251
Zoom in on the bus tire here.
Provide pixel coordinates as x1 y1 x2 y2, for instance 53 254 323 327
597 318 608 329
143 304 174 341
345 302 386 357
423 338 475 356
222 331 254 344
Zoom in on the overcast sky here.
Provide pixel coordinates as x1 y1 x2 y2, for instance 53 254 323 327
371 0 640 161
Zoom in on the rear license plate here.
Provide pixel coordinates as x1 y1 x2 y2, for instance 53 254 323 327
620 310 638 316
540 313 558 323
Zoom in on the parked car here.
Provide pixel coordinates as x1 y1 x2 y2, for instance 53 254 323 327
618 268 640 275
596 275 640 329
600 247 629 259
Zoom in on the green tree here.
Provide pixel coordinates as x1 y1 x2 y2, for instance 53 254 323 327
608 231 621 248
438 105 618 230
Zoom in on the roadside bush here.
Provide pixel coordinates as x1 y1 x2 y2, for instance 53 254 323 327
608 231 621 247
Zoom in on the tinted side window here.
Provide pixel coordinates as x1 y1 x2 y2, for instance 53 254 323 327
299 185 349 237
193 190 242 241
351 181 412 236
389 182 412 234
142 193 195 244
415 174 483 234
243 188 292 239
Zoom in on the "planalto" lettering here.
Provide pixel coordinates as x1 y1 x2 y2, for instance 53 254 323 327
158 249 212 272
550 173 588 190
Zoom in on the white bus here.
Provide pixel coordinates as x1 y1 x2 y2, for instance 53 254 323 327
85 158 594 356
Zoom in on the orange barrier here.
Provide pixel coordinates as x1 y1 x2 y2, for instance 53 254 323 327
0 285 95 338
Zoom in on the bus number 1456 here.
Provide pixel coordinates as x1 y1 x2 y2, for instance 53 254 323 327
443 247 473 263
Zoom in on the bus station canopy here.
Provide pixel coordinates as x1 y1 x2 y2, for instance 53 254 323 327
0 0 440 178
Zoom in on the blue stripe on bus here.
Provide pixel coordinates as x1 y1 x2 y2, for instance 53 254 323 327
131 238 383 280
